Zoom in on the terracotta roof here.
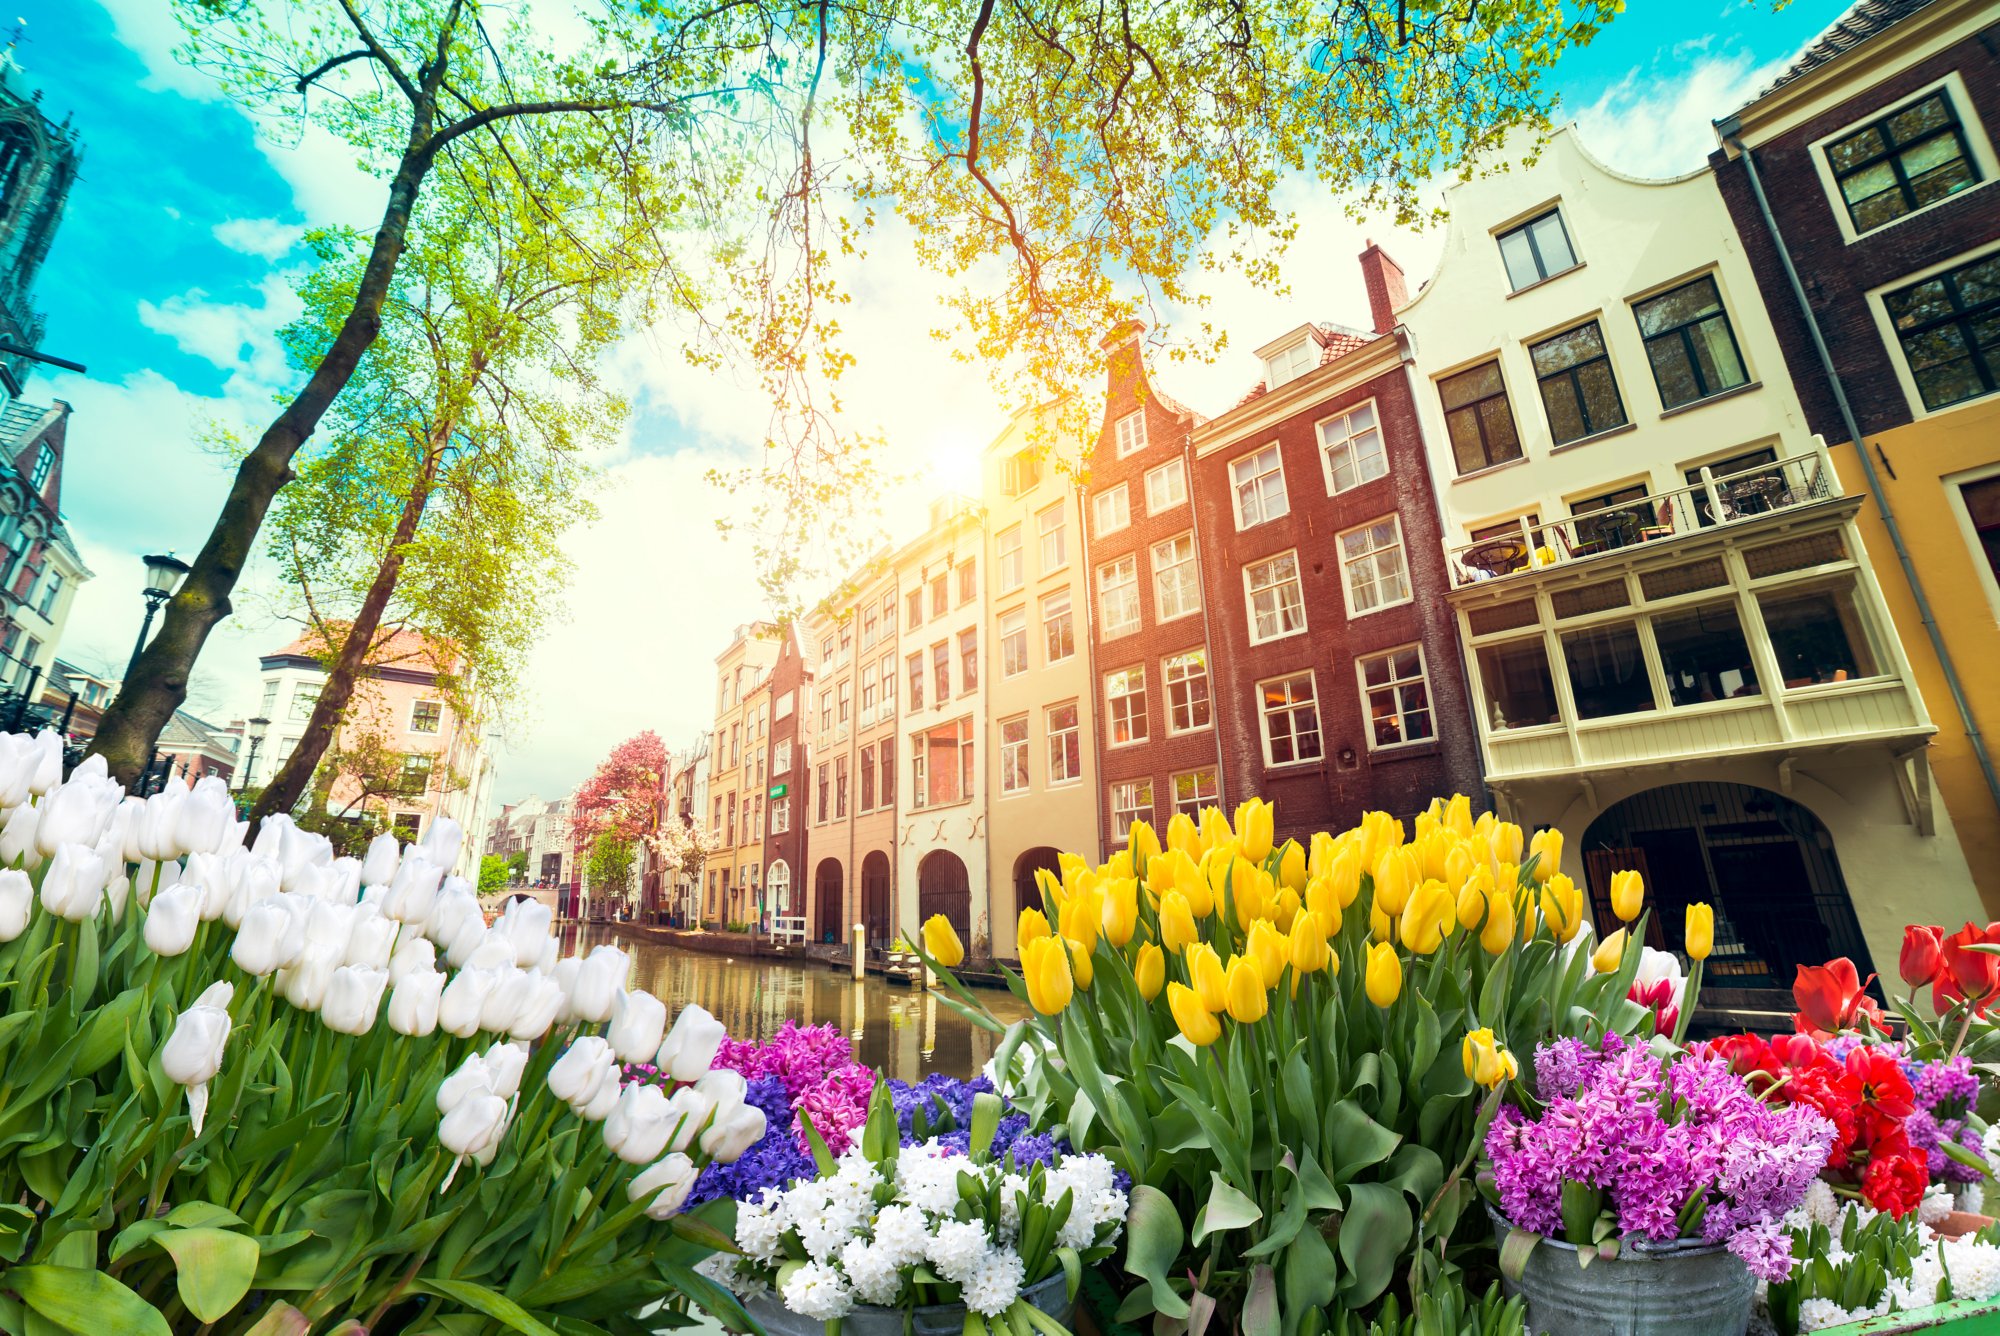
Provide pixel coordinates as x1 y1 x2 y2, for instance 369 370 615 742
1233 325 1377 406
1761 0 1938 95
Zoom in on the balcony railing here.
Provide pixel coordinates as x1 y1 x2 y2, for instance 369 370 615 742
1445 450 1839 589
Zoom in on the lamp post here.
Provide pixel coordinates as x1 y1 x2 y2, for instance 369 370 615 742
238 715 270 793
125 552 191 681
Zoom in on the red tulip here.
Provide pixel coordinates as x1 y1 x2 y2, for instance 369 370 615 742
1939 923 2000 1006
1898 925 1944 989
1792 958 1886 1037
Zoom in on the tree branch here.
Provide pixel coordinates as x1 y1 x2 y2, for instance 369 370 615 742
295 48 378 93
333 0 420 104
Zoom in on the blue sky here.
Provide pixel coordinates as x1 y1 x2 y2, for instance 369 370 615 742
28 0 1852 803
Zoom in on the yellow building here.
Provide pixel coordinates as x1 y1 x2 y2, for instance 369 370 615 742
707 622 780 926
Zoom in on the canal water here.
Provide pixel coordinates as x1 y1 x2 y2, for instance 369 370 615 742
568 926 1033 1083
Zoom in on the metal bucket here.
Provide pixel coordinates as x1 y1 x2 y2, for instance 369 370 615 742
743 1267 1073 1336
1489 1208 1754 1336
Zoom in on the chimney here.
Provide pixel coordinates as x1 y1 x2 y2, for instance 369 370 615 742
1358 240 1407 336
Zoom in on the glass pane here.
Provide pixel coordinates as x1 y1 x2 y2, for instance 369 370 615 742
1653 602 1760 705
1759 584 1879 685
1476 639 1558 731
1635 278 1721 337
1886 277 1951 330
1826 125 1885 172
1499 229 1541 290
1561 622 1653 719
1530 323 1604 376
1575 360 1627 431
1887 95 1949 143
1440 362 1503 410
1539 375 1587 445
1530 213 1575 274
1477 398 1521 463
1838 159 1897 207
1690 318 1748 393
1446 406 1487 474
1646 336 1701 409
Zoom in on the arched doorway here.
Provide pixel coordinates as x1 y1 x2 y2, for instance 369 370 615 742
862 851 893 949
918 850 972 948
813 859 843 944
1013 847 1062 924
768 860 792 917
1581 781 1871 989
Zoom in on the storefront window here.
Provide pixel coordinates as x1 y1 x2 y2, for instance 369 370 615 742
1476 639 1558 731
1653 601 1760 705
1561 622 1653 719
1759 583 1878 686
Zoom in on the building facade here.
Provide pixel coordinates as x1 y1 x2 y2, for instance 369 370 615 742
1397 123 1981 987
0 400 88 700
762 624 812 935
1711 0 2000 909
706 622 779 928
0 49 78 393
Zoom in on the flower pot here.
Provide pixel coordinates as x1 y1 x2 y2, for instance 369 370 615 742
1489 1208 1753 1336
743 1267 1073 1336
1931 1210 1995 1241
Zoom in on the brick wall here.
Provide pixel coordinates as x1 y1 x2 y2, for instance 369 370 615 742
764 629 809 920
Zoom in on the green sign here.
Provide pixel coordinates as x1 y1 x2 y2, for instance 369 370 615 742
770 783 787 797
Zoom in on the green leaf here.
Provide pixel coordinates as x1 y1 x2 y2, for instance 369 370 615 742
8 1265 171 1336
413 1277 560 1336
240 1302 310 1336
157 1226 261 1322
165 1201 247 1229
1121 1184 1190 1319
1055 1246 1082 1301
1280 1221 1338 1334
1191 1173 1262 1245
970 1091 1003 1159
1323 1100 1401 1184
1336 1183 1411 1307
1240 1265 1279 1336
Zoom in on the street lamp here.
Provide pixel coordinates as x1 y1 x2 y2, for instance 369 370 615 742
126 552 191 680
238 716 270 793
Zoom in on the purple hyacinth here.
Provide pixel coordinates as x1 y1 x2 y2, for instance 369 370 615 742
686 1074 815 1207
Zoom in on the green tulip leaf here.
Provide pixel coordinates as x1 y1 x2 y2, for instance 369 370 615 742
1121 1184 1190 1319
166 1201 247 1229
241 1301 310 1336
1191 1173 1262 1244
1499 1227 1540 1282
1241 1265 1280 1336
970 1091 1003 1159
158 1225 260 1322
8 1264 171 1336
1293 1150 1341 1214
1336 1183 1412 1306
413 1277 560 1335
109 1218 169 1263
1323 1100 1401 1184
1282 1225 1338 1331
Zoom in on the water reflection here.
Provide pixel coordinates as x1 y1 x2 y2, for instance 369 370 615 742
568 926 1032 1083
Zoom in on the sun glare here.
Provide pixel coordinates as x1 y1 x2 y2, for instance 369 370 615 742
926 432 982 498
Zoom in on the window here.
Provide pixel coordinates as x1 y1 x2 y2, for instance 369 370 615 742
1098 555 1140 638
776 690 795 720
1172 768 1218 816
1260 673 1322 767
400 753 434 795
1561 622 1654 720
1318 400 1387 494
276 735 296 765
1965 476 2000 585
1003 449 1042 496
1145 458 1187 513
1478 639 1558 730
1759 581 1879 685
753 794 764 840
1230 443 1289 528
1043 590 1075 663
1244 552 1306 643
1439 362 1522 474
768 859 790 909
395 812 421 839
1827 92 1981 233
714 795 726 836
35 570 60 618
879 743 895 807
839 623 852 659
907 588 924 628
834 757 849 818
1571 483 1655 549
1164 650 1211 734
882 593 897 637
1497 209 1578 291
1654 601 1760 705
1092 485 1131 537
1339 517 1410 615
880 652 897 715
1152 533 1201 621
1000 609 1028 677
773 739 792 775
1358 646 1434 749
260 682 279 717
860 744 876 810
958 560 978 605
1883 254 2000 410
1109 779 1155 842
1105 667 1148 746
1633 276 1748 409
861 607 878 650
30 445 54 490
816 763 831 823
1047 703 1080 784
1530 322 1626 444
861 667 879 722
1000 716 1030 794
932 641 950 704
837 680 852 728
1114 410 1147 457
929 573 949 621
819 690 833 734
959 628 978 693
1266 337 1318 390
771 798 790 836
291 686 321 721
911 718 975 809
998 525 1024 591
1038 503 1067 571
410 699 442 734
907 652 925 710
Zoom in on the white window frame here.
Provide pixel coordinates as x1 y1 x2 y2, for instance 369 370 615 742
1318 398 1388 495
772 739 792 775
1152 532 1201 622
1259 670 1322 769
771 799 790 835
1108 778 1155 842
997 524 1024 591
408 698 443 735
1114 410 1147 458
767 858 790 906
1038 502 1068 573
1945 460 2000 624
1104 666 1149 748
1243 550 1307 645
1807 72 1999 247
1092 484 1131 538
1356 644 1436 752
1864 237 2000 421
1042 590 1075 664
1171 767 1219 816
1229 442 1290 529
1163 649 1211 735
1046 701 1081 785
1145 457 1187 514
1000 714 1031 795
1338 515 1413 618
999 607 1029 678
1097 554 1141 639
1265 337 1317 390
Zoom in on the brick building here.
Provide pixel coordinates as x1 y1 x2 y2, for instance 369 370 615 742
762 624 812 934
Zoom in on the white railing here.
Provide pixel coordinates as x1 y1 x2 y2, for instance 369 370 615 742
1445 450 1839 588
769 915 807 945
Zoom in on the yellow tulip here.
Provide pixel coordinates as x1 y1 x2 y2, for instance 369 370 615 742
1067 936 1094 990
1357 810 1402 870
1445 794 1475 840
1247 920 1287 988
1033 867 1062 913
1233 860 1273 932
1455 864 1492 933
1414 799 1442 843
1021 936 1073 1015
1308 831 1339 881
1364 941 1402 1007
1461 1028 1518 1089
1019 907 1052 952
1128 819 1161 873
1540 873 1584 943
1479 881 1515 955
1278 840 1307 893
1305 875 1344 935
1135 942 1165 1000
1685 902 1715 962
1188 942 1227 1012
1490 820 1525 868
1609 870 1644 924
1497 860 1521 891
1102 877 1140 947
1159 890 1199 954
1289 911 1331 976
1444 845 1475 897
1103 851 1135 881
1234 798 1275 864
1223 955 1268 1024
1370 902 1396 945
922 914 965 968
1059 886 1102 954
1199 806 1232 858
1591 927 1628 975
1374 847 1419 915
1413 830 1451 885
1528 827 1563 884
1167 982 1221 1046
1166 811 1199 858
1400 879 1456 955
1057 851 1088 883
1272 885 1301 933
1178 855 1216 919
1329 841 1362 908
1516 887 1540 945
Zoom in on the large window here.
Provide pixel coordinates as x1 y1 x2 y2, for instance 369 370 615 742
1230 443 1290 528
911 718 975 809
1115 410 1147 457
1339 518 1410 615
1043 590 1075 663
879 743 895 807
1109 779 1154 842
1266 337 1318 390
1827 91 1981 234
1164 650 1211 734
1530 321 1626 444
1571 483 1654 549
1146 458 1187 513
1098 555 1141 638
400 753 434 795
1883 254 2000 411
815 764 830 823
879 652 897 714
998 524 1024 591
1260 672 1322 767
772 800 790 836
1561 622 1654 720
906 588 924 629
1358 646 1433 749
861 666 879 722
1633 276 1748 409
1003 449 1042 496
1477 639 1558 730
1759 582 1879 685
35 570 60 618
773 738 791 775
1654 601 1759 705
1497 208 1577 291
1038 503 1067 571
1965 476 2000 585
834 756 849 818
1000 608 1028 678
1153 533 1200 621
1245 552 1306 643
958 560 978 605
29 444 54 490
929 574 949 621
1172 768 1218 817
1092 485 1131 537
1439 361 1522 474
1105 667 1148 746
1046 703 1080 784
959 629 978 694
1319 400 1387 494
410 699 442 734
1000 716 1030 794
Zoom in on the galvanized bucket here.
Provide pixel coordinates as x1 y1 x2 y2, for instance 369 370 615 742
1489 1208 1754 1336
743 1267 1073 1336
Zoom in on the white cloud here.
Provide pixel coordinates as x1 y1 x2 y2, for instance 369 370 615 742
255 120 384 230
136 274 302 402
1571 51 1786 181
95 0 217 99
213 218 303 260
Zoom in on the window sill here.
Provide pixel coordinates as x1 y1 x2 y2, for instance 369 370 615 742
1504 262 1585 300
1842 178 1993 246
1263 756 1326 773
1549 421 1639 454
1346 594 1414 620
1155 608 1202 626
1106 738 1151 750
1165 722 1214 738
1247 627 1309 648
1452 455 1531 484
1658 380 1762 419
1366 738 1441 761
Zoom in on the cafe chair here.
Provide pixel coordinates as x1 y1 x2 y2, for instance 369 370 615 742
1638 496 1675 542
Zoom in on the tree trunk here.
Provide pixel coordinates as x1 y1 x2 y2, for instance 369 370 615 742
250 426 449 822
86 92 447 787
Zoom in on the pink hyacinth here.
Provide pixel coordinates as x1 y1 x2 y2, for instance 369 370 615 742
710 1020 876 1155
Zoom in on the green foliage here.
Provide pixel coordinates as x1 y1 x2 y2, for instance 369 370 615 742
479 854 512 896
1767 1208 1933 1335
585 833 637 903
1328 1280 1527 1336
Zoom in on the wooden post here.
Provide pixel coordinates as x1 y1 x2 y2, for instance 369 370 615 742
852 923 865 980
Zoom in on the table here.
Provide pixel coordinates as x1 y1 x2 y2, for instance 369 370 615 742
1725 475 1787 514
1588 509 1640 548
1463 538 1529 577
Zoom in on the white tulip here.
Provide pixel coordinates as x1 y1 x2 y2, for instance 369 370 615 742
303 900 356 960
656 1003 727 1083
443 914 487 970
569 945 630 1023
24 730 59 796
228 855 280 928
483 1042 529 1100
603 1084 676 1165
629 1152 698 1219
547 1036 617 1106
322 965 390 1036
144 881 205 956
221 820 249 854
437 1053 496 1113
327 857 362 903
360 832 400 890
40 843 106 921
508 972 564 1042
437 967 494 1039
174 778 234 857
277 822 333 890
0 868 28 940
346 906 399 970
478 965 531 1034
0 800 40 868
104 871 132 925
232 900 296 975
425 883 477 943
383 853 442 925
701 1102 768 1163
251 813 291 860
386 966 444 1037
609 988 668 1064
37 778 114 856
276 939 342 1011
387 935 437 985
359 883 388 909
466 935 516 971
162 981 234 1136
693 1069 747 1139
575 1079 622 1122
663 1083 717 1151
417 816 463 871
550 955 581 1021
137 787 186 861
437 1093 510 1183
495 899 553 966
